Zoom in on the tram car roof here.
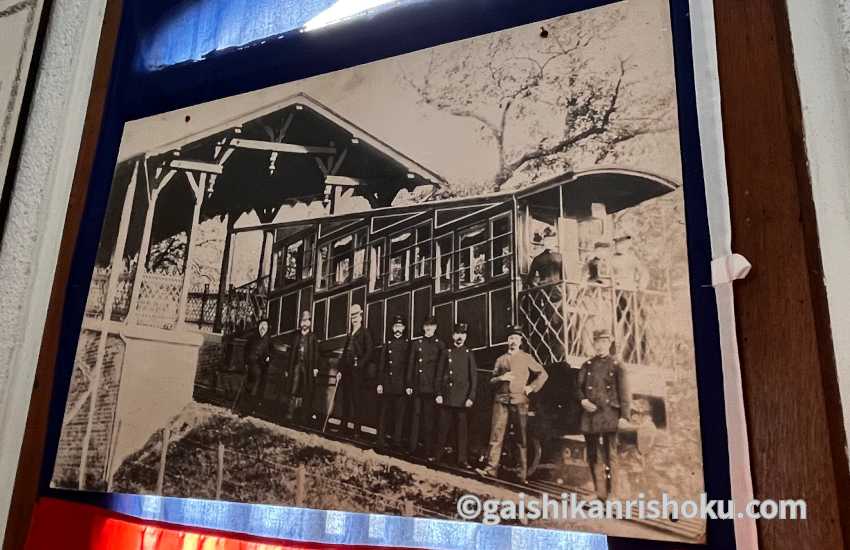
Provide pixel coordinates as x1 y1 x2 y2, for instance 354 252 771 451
235 168 680 234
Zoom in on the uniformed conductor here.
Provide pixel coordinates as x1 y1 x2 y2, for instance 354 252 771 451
335 304 374 439
406 315 446 456
432 322 477 468
577 329 631 498
477 325 548 482
376 315 412 449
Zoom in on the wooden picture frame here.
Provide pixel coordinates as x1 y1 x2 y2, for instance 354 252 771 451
0 0 50 229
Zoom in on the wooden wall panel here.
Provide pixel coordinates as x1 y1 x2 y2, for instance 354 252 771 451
713 0 850 547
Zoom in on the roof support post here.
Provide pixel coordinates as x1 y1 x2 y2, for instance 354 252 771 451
78 159 139 489
126 179 161 325
177 172 207 330
213 214 234 333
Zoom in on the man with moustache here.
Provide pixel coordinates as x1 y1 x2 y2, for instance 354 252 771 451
335 304 373 439
376 315 412 449
576 329 631 499
432 323 477 468
406 315 446 457
477 325 548 483
284 310 321 425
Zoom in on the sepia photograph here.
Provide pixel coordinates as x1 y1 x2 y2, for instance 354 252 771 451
51 0 706 543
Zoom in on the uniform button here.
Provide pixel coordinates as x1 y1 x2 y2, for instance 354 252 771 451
449 382 453 387
389 350 392 354
588 386 593 390
448 358 452 363
449 370 453 375
419 369 423 373
419 358 423 362
606 385 611 390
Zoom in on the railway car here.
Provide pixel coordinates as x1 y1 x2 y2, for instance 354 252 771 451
203 168 680 483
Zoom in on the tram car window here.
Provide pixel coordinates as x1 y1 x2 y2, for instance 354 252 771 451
368 238 386 292
457 223 488 289
490 214 512 278
434 234 453 293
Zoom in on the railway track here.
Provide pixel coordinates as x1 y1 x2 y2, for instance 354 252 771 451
302 421 704 542
192 393 703 542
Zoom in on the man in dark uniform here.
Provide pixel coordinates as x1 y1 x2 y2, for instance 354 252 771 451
238 318 271 415
576 329 631 499
432 323 477 468
285 310 321 425
335 304 374 439
477 325 548 483
406 315 446 456
376 315 412 449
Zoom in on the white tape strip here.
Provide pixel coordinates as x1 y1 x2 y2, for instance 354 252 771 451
711 254 752 286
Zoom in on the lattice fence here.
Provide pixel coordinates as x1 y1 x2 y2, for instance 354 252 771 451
134 272 183 329
519 281 669 366
614 288 671 366
184 285 218 332
85 267 135 321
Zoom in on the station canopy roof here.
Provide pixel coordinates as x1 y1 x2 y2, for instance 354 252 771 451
127 92 444 233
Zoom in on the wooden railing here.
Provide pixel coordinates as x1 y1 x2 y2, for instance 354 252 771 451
518 280 670 366
84 265 273 336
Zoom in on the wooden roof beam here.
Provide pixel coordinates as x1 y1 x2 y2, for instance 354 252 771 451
231 138 336 155
324 175 381 188
170 159 223 175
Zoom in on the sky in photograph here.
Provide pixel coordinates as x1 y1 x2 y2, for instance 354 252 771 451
118 0 681 203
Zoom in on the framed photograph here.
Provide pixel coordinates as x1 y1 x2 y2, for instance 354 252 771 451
0 0 47 203
34 0 749 548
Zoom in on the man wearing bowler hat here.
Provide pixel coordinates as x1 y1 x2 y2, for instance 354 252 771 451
376 315 412 449
432 322 477 468
576 328 631 499
335 304 373 439
406 315 446 456
477 325 548 483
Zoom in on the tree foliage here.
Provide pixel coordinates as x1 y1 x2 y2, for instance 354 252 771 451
401 5 676 194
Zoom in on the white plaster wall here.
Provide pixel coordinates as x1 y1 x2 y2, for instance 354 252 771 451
786 0 850 460
0 0 106 541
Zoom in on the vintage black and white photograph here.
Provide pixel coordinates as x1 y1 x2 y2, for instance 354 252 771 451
51 0 706 543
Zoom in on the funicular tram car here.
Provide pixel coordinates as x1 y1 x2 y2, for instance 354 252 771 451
207 168 678 481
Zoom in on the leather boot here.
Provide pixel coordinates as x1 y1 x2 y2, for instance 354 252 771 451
518 449 528 483
593 462 609 500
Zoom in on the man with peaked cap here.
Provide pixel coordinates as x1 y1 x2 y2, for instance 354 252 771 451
576 329 632 499
284 310 321 425
432 322 477 468
406 315 446 456
335 303 373 439
477 325 548 483
376 315 412 449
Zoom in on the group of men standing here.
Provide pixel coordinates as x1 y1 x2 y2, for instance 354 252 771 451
235 303 630 497
339 307 479 468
